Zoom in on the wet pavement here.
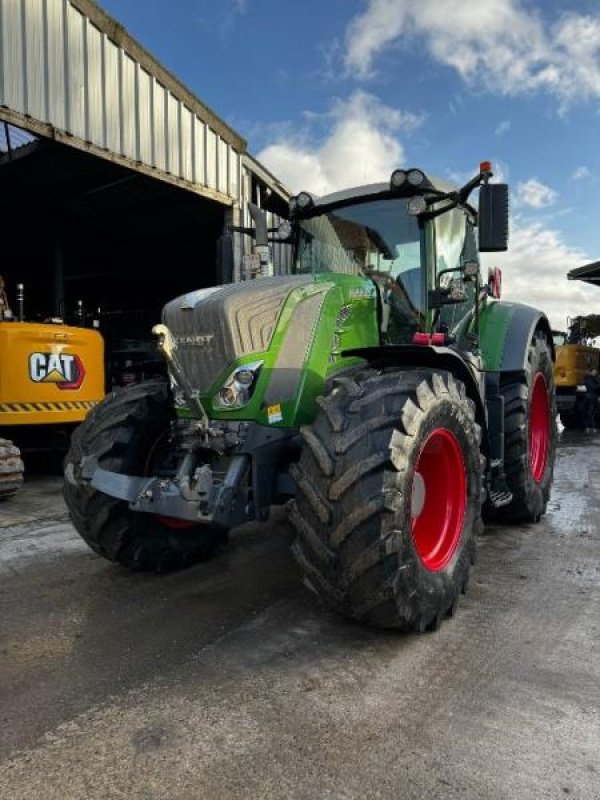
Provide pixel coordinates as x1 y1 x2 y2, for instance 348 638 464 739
0 430 599 799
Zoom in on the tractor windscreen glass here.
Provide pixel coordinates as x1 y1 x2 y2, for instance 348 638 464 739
294 198 424 338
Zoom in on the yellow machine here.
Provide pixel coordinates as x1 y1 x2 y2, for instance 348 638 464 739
0 316 104 496
553 316 600 429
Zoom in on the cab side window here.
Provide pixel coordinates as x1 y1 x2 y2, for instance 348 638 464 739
435 210 480 340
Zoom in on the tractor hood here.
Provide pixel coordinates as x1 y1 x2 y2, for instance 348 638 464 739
162 275 312 394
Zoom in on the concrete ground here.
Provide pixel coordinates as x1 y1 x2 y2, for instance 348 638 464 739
0 431 599 800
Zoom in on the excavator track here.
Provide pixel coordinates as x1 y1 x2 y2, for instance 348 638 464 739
0 438 24 498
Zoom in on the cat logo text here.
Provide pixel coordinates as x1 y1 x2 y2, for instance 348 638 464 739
28 353 86 390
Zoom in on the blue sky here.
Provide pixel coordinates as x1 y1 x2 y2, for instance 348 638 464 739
101 0 600 327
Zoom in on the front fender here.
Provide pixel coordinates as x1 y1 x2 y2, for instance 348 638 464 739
343 344 487 433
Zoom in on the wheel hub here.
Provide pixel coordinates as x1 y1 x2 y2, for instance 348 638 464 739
411 472 426 518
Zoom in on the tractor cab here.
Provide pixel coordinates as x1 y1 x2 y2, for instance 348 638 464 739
287 165 508 352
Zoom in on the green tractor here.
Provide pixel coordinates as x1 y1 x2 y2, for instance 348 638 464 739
64 162 557 631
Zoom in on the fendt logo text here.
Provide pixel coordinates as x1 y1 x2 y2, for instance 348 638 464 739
174 334 214 348
29 352 85 390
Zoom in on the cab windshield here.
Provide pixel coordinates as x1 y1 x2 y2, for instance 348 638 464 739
293 198 424 337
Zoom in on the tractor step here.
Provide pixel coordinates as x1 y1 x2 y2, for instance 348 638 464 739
488 488 513 508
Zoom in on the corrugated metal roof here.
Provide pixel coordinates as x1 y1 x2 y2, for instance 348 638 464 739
0 123 36 153
0 0 283 207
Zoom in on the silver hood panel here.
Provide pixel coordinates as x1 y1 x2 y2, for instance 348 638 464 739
162 275 312 393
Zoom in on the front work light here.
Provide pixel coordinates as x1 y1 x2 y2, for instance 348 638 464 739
277 220 292 239
407 196 427 215
296 192 313 209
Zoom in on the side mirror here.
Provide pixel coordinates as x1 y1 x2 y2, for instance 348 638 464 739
478 183 509 252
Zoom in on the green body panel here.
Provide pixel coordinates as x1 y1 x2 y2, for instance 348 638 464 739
175 285 547 429
478 299 522 372
178 274 379 428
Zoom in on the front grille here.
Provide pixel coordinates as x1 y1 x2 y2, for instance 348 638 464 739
336 304 352 327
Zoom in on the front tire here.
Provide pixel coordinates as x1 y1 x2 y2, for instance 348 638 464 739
290 369 483 631
64 380 226 572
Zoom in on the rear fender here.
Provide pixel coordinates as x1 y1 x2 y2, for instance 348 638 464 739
479 303 554 481
479 301 555 372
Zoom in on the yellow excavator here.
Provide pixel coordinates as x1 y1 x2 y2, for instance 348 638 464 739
0 276 104 496
553 315 600 429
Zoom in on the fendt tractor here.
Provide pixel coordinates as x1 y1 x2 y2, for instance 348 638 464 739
64 163 557 632
553 315 600 429
0 280 104 497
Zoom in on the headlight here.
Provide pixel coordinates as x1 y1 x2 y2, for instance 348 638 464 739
577 384 587 392
214 361 263 410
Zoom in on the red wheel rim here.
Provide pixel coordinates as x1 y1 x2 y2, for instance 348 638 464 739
411 428 466 572
529 373 550 483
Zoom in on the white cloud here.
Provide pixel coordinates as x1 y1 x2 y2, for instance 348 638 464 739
219 0 247 36
256 91 590 329
572 165 592 181
495 120 511 137
482 220 595 329
344 0 410 79
256 91 423 195
517 178 558 208
343 1 600 106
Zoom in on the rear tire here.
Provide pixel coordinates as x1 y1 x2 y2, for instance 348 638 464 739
495 333 557 522
290 368 482 631
64 380 226 572
0 439 24 498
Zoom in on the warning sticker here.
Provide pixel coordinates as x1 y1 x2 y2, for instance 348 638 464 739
267 403 283 424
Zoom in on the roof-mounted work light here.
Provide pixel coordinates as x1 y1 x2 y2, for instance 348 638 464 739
390 169 407 189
